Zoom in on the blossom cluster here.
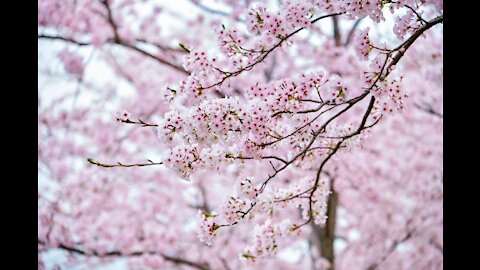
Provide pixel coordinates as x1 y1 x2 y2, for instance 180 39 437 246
197 177 260 245
246 1 313 39
157 110 184 144
164 144 202 179
393 9 423 40
170 1 436 105
158 97 245 145
115 109 131 122
353 27 373 60
240 219 293 263
158 69 370 181
183 49 216 75
325 123 363 151
240 177 259 201
360 54 408 116
247 74 314 113
257 176 332 226
317 0 385 22
216 27 246 57
322 75 350 103
222 177 259 224
298 177 330 225
222 195 248 224
245 71 349 114
177 51 223 101
173 0 321 100
197 210 219 246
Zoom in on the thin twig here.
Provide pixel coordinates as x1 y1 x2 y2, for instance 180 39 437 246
87 158 162 168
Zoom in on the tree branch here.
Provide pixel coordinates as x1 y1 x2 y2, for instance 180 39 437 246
38 34 92 46
87 158 163 168
414 103 443 118
117 40 189 74
38 34 189 74
38 239 210 270
387 15 443 75
100 0 121 43
118 118 159 127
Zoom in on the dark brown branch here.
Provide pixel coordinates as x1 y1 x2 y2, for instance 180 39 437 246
332 16 341 46
405 5 429 24
217 96 375 231
305 100 377 269
274 187 314 203
87 158 163 168
271 101 328 118
300 99 324 104
231 155 288 165
263 102 335 147
38 34 189 74
414 103 443 118
38 239 210 270
119 118 159 127
257 100 358 197
117 40 189 74
301 95 377 235
387 15 443 75
343 96 376 139
100 0 121 43
38 34 92 46
300 99 375 265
